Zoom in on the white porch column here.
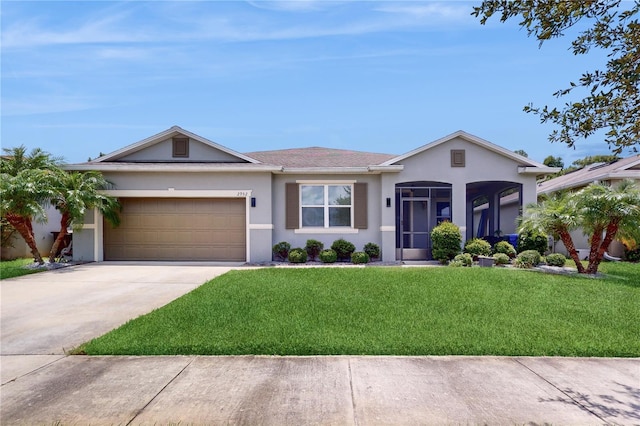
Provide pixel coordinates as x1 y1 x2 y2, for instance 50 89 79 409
520 178 537 217
452 183 467 244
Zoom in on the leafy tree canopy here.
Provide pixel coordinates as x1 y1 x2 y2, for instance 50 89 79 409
514 149 529 157
543 155 564 169
473 1 640 155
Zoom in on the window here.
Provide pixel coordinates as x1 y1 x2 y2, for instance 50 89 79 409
301 184 352 227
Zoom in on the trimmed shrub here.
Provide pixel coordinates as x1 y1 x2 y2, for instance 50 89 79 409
288 248 308 263
331 238 356 261
351 251 370 264
493 240 517 258
514 249 542 268
363 242 381 259
493 253 511 266
517 231 548 255
625 247 640 262
304 239 324 261
546 253 567 267
272 241 291 261
450 253 472 267
464 238 492 258
319 249 337 263
430 221 462 264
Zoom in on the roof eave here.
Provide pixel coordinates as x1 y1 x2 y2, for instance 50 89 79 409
518 166 561 175
275 165 403 174
63 163 281 173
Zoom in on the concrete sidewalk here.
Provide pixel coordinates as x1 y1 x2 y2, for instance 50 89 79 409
2 263 639 424
1 355 639 424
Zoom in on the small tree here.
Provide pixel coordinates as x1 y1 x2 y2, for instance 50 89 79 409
519 181 640 274
48 170 121 263
0 146 61 264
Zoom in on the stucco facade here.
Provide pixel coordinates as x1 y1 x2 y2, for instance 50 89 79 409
61 126 555 263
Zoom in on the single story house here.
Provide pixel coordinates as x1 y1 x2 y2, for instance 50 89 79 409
62 126 556 263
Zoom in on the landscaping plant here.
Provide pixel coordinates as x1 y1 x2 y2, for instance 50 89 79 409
351 251 370 264
319 249 337 263
450 253 472 267
545 253 567 267
519 180 640 274
517 231 548 255
430 221 462 264
272 241 291 261
464 238 492 258
331 238 356 261
514 250 542 269
363 242 380 260
288 248 307 263
304 239 324 261
492 253 511 266
493 240 517 258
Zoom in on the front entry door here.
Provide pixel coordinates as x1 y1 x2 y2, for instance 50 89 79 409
400 198 431 260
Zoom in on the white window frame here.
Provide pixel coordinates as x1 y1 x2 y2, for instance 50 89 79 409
299 183 354 229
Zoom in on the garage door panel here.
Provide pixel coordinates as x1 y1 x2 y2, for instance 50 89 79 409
104 198 246 261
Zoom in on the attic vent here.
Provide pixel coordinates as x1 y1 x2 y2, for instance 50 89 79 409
451 149 465 167
173 137 189 158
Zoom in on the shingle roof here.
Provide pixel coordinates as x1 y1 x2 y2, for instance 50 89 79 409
245 147 397 168
538 154 640 194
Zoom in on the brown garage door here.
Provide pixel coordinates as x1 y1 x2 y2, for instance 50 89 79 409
104 198 245 261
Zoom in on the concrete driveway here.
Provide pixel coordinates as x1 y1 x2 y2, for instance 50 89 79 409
1 262 236 382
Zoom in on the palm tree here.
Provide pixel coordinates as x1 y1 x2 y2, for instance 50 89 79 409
574 180 640 274
0 146 61 264
48 170 121 263
519 191 585 273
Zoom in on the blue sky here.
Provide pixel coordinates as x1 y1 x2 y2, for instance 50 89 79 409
1 0 623 165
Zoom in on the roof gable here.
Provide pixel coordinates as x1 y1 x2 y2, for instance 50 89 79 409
381 130 546 168
93 126 259 164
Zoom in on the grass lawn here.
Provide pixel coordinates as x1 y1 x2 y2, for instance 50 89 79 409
0 258 47 279
77 262 640 357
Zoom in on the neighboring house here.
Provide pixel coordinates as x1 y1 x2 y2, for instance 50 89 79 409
63 126 555 263
0 205 60 260
537 155 640 258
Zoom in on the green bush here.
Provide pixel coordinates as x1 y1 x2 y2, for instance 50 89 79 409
625 247 640 262
517 231 548 255
319 249 337 263
351 251 370 264
545 253 567 267
363 242 381 259
288 248 308 263
272 241 291 261
331 238 356 260
304 239 324 261
464 238 492 258
430 221 462 264
450 253 472 267
493 241 517 258
493 253 511 266
514 250 542 269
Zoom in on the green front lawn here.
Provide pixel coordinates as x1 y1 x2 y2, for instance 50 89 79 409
77 262 640 357
0 258 46 279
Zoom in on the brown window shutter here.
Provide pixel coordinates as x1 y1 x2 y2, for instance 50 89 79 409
285 183 299 229
354 182 367 229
